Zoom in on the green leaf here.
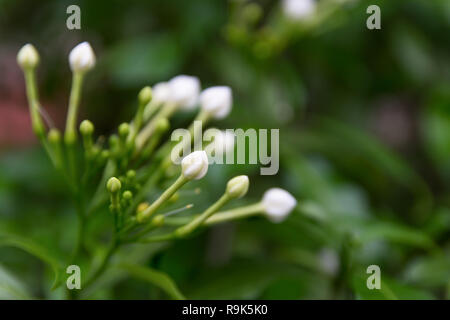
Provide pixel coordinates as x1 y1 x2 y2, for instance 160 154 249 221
119 263 185 300
357 221 436 250
352 274 435 300
0 264 32 300
0 234 64 290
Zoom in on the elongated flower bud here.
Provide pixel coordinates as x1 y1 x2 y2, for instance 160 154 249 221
181 150 208 180
17 44 39 69
200 86 232 119
118 123 130 138
138 86 152 105
282 0 316 21
69 42 96 73
226 175 249 199
107 177 122 194
168 75 200 110
48 128 61 143
261 188 297 222
80 119 94 136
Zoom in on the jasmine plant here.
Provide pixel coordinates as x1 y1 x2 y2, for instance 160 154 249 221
15 41 297 299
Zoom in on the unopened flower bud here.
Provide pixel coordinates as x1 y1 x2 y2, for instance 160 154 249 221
139 86 152 105
261 188 297 222
122 190 133 201
126 170 136 180
69 41 96 73
152 82 171 104
118 123 130 138
155 118 170 132
168 75 200 110
282 0 316 21
226 175 249 199
200 86 232 119
91 145 100 157
80 120 94 136
242 3 263 24
181 150 209 180
100 150 110 161
152 214 165 227
17 44 40 69
137 202 150 214
47 128 61 143
107 177 122 193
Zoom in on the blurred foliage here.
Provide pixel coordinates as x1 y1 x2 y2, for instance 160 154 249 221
0 0 449 299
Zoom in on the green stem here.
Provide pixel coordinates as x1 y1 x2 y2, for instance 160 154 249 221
143 100 162 122
24 68 45 139
174 194 231 238
137 175 188 223
83 239 119 292
65 72 84 144
204 203 264 225
136 102 177 150
65 72 84 184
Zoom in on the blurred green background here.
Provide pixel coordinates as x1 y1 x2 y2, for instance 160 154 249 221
0 0 449 299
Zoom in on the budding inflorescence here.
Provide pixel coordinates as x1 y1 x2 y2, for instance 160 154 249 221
17 41 297 289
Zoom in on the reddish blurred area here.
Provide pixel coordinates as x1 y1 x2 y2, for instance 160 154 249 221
0 48 64 149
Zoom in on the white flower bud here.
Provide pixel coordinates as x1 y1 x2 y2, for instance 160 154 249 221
181 150 209 180
213 130 235 155
168 75 200 110
69 42 96 73
152 82 171 104
17 44 39 69
282 0 316 21
200 86 232 119
262 188 297 222
226 175 249 199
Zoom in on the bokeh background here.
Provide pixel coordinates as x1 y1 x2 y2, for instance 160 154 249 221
0 0 449 299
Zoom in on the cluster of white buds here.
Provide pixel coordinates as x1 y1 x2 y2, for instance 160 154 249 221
16 40 298 275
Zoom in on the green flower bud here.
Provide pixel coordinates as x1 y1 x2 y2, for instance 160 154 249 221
126 170 136 180
152 214 165 227
91 145 101 157
80 120 94 136
17 44 39 69
109 134 119 148
137 202 150 214
47 128 61 143
155 118 170 132
242 3 263 25
226 175 249 199
118 123 130 138
107 177 122 193
122 190 133 201
139 86 152 105
100 150 110 162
